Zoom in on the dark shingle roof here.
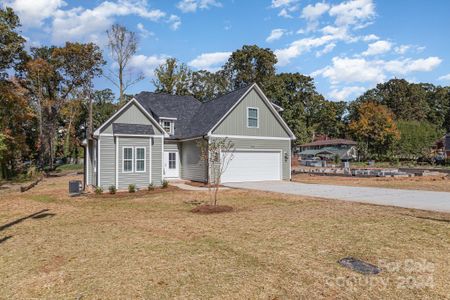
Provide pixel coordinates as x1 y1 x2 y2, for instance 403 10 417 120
113 123 155 135
134 85 253 139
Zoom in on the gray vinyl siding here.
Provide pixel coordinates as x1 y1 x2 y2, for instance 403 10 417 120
98 136 115 189
151 137 163 187
213 89 290 138
117 137 152 190
101 102 164 135
181 140 207 182
209 137 291 180
86 139 96 186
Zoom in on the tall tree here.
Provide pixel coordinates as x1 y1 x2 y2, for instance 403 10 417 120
0 7 26 79
349 101 400 159
153 58 191 95
223 45 277 92
189 70 228 101
395 120 443 160
105 24 143 104
24 43 104 168
356 79 429 121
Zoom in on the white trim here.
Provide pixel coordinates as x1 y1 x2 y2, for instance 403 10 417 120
271 102 284 112
161 136 164 182
247 106 259 128
149 137 152 184
122 146 134 173
178 136 204 142
98 137 101 186
135 147 146 173
159 117 177 120
116 136 119 188
114 133 162 138
207 83 296 140
208 134 291 141
93 98 169 137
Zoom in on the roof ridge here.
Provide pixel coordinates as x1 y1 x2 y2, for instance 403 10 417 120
202 83 253 103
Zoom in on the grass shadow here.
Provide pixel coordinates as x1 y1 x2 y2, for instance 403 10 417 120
0 209 53 232
0 235 12 244
400 213 450 223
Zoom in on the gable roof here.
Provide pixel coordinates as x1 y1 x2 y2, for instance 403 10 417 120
112 123 155 135
98 83 295 140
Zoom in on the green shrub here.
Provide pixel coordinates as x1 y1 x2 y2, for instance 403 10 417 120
162 180 169 189
128 184 136 193
95 186 103 194
108 185 116 194
148 183 154 191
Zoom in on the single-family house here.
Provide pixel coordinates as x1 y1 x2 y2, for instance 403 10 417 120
84 83 295 189
297 138 358 162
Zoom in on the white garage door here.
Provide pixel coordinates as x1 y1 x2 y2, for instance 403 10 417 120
221 150 281 183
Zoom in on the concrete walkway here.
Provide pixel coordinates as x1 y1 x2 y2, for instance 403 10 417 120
224 181 450 213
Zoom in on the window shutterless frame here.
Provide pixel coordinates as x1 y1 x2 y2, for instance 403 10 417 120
122 147 134 173
135 147 146 172
247 107 259 128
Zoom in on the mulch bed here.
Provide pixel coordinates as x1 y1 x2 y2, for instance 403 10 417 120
86 185 179 199
184 181 225 188
191 204 233 214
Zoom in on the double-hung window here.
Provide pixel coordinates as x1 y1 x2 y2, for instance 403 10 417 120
135 147 146 172
123 147 133 172
247 107 259 128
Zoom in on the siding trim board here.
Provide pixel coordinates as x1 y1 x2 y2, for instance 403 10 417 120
116 136 119 188
209 134 291 141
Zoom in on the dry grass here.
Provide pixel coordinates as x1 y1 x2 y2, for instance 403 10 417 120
0 175 449 299
292 173 450 192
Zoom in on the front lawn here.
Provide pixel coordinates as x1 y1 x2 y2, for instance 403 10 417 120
0 175 448 299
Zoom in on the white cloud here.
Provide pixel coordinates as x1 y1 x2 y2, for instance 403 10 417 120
329 86 366 101
313 56 442 85
394 45 410 55
4 0 66 27
137 23 154 38
301 2 330 30
266 29 286 43
271 0 298 8
188 51 231 71
438 73 450 82
50 1 177 44
362 40 392 56
176 0 222 13
329 0 375 27
129 54 168 77
362 34 379 41
275 26 353 65
315 43 336 57
278 8 292 18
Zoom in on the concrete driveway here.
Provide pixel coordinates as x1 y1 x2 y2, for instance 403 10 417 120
224 181 450 213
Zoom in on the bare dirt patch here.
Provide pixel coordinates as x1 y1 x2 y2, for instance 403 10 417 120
292 173 450 192
191 204 233 214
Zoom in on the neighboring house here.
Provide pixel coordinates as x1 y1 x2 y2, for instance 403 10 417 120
84 83 295 190
297 138 358 162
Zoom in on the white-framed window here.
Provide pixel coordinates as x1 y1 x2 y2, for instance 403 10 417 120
135 147 146 172
161 120 174 135
123 147 133 173
247 107 259 128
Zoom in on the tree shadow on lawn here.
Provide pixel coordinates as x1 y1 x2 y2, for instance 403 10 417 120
399 213 450 223
0 209 56 232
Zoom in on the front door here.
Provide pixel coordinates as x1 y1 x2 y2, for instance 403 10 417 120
164 152 179 178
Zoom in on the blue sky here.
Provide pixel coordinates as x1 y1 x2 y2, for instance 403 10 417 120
4 0 450 101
